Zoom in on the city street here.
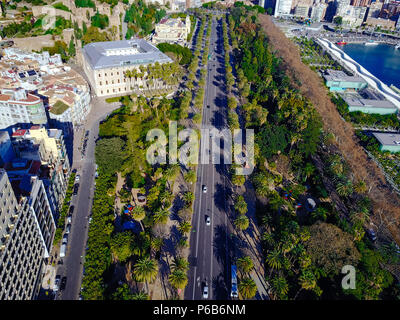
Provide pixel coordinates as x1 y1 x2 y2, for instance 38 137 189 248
185 17 235 300
56 97 121 300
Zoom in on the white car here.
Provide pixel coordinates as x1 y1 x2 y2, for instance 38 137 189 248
67 216 72 224
75 174 80 182
203 285 209 299
203 185 207 193
206 216 211 226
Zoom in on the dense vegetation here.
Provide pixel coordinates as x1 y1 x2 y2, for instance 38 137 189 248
229 7 400 300
91 12 109 30
124 0 166 38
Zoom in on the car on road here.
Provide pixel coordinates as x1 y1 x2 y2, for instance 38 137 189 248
203 185 207 193
67 216 72 224
207 105 210 108
73 183 79 195
206 216 211 226
60 277 67 291
62 234 68 244
85 130 89 137
65 223 71 234
75 175 80 182
53 275 61 292
68 205 74 215
203 284 209 299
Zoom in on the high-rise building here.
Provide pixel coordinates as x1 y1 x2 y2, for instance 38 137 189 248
335 0 351 16
0 169 47 300
311 3 328 21
350 0 371 7
274 0 293 16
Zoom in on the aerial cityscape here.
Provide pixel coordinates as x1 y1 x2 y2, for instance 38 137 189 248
0 0 400 305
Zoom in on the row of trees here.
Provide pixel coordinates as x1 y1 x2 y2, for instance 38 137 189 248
124 62 183 90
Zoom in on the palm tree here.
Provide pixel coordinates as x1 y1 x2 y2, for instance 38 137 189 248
354 180 367 194
178 221 192 235
132 206 146 231
153 208 170 224
132 206 145 222
238 277 257 299
133 257 158 292
132 291 149 300
184 170 196 184
266 249 283 270
183 191 194 207
234 215 249 231
159 190 173 209
336 180 353 197
237 256 254 274
164 164 180 189
150 237 164 255
301 162 315 182
169 269 188 289
298 270 317 290
171 257 189 272
234 195 248 215
271 276 289 299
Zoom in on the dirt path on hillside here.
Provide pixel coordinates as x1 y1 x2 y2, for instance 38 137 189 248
258 14 400 245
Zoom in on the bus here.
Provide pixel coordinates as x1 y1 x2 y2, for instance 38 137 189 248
231 265 238 298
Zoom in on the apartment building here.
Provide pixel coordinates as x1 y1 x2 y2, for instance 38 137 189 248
274 0 293 16
0 89 47 130
0 169 47 300
82 39 173 97
10 126 70 218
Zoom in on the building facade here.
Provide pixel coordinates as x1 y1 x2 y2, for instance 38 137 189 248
82 39 173 97
152 16 191 45
0 169 46 300
0 89 47 130
274 0 293 16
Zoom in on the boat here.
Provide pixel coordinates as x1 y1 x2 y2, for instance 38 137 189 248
336 40 347 45
365 40 379 46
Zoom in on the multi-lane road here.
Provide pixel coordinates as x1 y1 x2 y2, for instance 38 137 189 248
185 17 235 300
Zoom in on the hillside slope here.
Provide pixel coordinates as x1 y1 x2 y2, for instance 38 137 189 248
258 14 400 244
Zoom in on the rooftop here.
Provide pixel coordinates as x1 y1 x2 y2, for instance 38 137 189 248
372 132 400 146
50 100 70 115
343 95 397 110
83 39 173 70
323 69 367 84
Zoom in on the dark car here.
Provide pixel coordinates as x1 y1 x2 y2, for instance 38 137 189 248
73 183 79 195
60 277 67 290
68 205 74 215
